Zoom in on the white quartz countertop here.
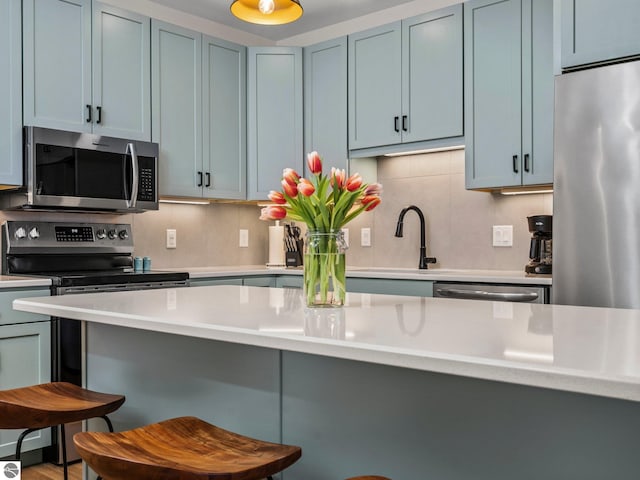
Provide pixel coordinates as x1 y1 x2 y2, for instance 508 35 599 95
168 265 552 285
14 285 638 401
0 275 51 289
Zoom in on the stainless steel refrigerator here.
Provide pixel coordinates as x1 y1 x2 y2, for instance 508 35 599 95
554 59 640 309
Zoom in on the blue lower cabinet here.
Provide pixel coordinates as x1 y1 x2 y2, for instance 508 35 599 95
0 321 51 457
347 278 433 297
243 276 276 288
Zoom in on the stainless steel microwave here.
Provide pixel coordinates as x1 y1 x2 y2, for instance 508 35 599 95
22 126 159 212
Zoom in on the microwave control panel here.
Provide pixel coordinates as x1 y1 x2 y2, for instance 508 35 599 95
138 166 155 202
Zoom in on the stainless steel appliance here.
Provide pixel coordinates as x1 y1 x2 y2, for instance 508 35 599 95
525 215 552 275
433 282 549 304
554 59 640 308
2 220 189 463
19 126 159 213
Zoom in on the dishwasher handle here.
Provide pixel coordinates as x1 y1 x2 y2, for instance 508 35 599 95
434 287 539 303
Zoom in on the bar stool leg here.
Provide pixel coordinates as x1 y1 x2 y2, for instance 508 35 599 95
15 427 40 462
100 415 115 432
60 424 69 480
94 415 113 479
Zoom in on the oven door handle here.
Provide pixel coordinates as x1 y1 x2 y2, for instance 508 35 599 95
126 142 139 209
435 287 539 302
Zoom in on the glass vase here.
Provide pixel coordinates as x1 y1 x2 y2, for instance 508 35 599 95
303 230 347 307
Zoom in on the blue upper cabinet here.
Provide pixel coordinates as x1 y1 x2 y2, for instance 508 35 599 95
0 0 23 186
23 0 151 140
92 3 151 141
348 5 463 152
465 0 553 190
202 36 247 200
561 0 640 70
152 22 246 200
348 22 402 150
303 37 348 175
401 6 463 144
247 47 303 200
23 0 92 133
152 20 203 198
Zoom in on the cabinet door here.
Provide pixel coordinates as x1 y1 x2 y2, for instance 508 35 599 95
0 0 22 186
347 278 433 297
190 278 243 287
203 36 246 200
93 3 151 141
304 37 348 174
348 23 402 150
402 5 463 143
561 0 640 69
464 0 522 189
275 276 303 289
0 289 50 326
522 0 554 186
152 21 203 198
247 47 303 200
23 0 92 132
0 321 52 458
243 276 276 288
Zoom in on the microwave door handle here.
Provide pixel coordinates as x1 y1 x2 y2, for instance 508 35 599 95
126 142 139 209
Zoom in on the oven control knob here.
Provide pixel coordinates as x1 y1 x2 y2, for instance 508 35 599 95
118 229 129 240
107 229 117 240
14 227 27 239
28 227 40 239
96 228 107 240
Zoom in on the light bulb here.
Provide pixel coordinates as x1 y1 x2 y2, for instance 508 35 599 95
258 0 275 15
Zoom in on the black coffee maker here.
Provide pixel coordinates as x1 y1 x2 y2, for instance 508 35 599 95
525 215 552 274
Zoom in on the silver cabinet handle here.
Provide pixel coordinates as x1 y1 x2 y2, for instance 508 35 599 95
126 142 139 209
435 288 539 302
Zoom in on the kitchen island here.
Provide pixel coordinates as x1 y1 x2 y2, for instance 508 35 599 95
14 286 640 480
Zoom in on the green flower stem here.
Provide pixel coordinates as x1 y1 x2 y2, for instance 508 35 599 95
304 231 346 307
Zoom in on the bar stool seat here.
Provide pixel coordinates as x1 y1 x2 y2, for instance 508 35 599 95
73 416 302 480
345 477 392 480
0 382 125 480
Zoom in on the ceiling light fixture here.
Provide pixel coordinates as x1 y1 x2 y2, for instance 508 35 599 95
230 0 303 25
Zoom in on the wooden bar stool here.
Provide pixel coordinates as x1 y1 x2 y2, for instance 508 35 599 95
0 382 125 480
73 416 302 480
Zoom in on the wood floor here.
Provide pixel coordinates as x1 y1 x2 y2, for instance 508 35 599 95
22 462 82 480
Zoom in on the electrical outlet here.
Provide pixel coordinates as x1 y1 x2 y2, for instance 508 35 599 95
361 227 371 247
239 229 249 248
166 229 177 249
492 225 513 247
342 228 349 247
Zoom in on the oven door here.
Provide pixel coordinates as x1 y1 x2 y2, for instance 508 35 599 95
24 126 158 212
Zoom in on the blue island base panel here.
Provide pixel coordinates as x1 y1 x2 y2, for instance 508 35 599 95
86 323 640 480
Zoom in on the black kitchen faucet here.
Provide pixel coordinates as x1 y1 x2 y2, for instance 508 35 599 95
394 205 437 269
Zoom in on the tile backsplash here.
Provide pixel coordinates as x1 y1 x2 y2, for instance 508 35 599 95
344 149 553 271
0 149 552 271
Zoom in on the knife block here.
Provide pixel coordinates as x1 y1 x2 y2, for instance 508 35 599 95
285 239 304 267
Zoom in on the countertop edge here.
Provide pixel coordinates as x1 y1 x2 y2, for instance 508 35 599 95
0 276 52 289
13 293 635 402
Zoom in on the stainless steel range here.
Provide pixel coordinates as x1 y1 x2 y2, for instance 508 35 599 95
2 220 189 463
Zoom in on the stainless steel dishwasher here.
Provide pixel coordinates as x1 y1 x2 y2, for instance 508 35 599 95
433 282 550 303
